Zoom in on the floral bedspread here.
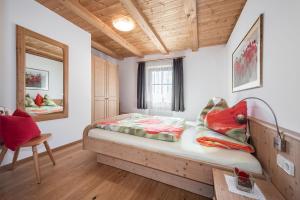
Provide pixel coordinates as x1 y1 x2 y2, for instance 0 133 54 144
95 113 185 142
25 105 63 115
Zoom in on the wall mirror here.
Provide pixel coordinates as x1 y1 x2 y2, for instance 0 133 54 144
16 25 68 121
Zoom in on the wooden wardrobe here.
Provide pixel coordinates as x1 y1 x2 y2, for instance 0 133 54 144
92 55 119 122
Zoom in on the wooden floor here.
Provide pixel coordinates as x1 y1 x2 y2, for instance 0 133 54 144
0 142 209 200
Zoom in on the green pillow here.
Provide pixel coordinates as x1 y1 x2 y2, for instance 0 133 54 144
25 94 37 107
43 95 57 106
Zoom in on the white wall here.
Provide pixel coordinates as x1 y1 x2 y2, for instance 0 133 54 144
118 46 228 121
226 0 300 133
0 0 91 165
26 53 64 99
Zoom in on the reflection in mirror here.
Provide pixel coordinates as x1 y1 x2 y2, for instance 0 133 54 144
24 36 64 115
17 25 68 121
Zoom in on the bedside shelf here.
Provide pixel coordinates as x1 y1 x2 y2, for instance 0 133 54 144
213 168 285 200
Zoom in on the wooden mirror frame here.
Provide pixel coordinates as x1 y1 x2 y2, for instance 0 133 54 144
16 25 69 121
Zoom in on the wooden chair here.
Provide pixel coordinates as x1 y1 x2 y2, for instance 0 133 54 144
0 133 55 184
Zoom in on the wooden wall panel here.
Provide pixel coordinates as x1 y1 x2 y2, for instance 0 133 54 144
249 118 300 200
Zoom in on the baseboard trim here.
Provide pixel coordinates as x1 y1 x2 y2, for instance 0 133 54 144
0 140 82 172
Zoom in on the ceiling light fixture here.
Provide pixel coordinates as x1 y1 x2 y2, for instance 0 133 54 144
112 16 135 32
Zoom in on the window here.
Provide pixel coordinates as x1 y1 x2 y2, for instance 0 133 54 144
146 60 173 112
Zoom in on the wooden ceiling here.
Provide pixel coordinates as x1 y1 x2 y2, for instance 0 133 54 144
25 36 64 62
37 0 246 59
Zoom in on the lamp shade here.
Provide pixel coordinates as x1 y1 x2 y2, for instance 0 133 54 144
112 16 135 32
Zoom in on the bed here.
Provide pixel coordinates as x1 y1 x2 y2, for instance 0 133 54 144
83 114 262 198
25 105 63 115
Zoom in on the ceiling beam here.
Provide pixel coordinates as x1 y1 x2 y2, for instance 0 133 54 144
26 46 63 62
184 0 199 51
59 0 143 57
120 0 168 54
91 41 122 59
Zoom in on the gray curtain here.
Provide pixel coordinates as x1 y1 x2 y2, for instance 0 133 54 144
137 62 147 109
172 58 185 112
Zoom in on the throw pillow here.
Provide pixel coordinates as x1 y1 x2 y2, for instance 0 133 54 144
34 94 44 107
205 100 248 143
43 95 57 106
0 109 41 151
196 98 228 126
25 94 37 107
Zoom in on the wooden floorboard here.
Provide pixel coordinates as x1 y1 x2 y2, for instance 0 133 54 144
0 142 210 200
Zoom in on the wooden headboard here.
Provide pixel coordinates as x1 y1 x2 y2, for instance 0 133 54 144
249 117 300 200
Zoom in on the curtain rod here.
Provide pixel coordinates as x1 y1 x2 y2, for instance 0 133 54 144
137 56 185 63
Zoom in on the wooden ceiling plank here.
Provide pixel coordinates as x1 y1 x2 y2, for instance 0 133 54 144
59 0 143 57
38 0 246 56
26 46 63 62
184 0 198 51
25 35 64 61
91 40 123 59
120 0 168 54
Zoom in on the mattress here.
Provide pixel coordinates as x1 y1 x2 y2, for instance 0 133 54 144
25 105 63 115
88 123 262 174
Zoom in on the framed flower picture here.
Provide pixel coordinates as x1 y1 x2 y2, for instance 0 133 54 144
25 68 49 90
232 15 263 92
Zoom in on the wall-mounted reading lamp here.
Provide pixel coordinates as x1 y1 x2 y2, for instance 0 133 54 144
235 97 286 152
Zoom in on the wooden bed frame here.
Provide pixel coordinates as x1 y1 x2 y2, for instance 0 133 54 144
82 115 263 198
83 114 300 199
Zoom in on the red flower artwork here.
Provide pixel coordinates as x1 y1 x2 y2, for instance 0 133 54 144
234 40 258 87
26 73 42 88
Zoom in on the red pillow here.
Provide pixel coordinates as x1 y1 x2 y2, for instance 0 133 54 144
205 101 248 143
34 94 44 107
0 109 41 151
13 109 31 117
0 129 3 146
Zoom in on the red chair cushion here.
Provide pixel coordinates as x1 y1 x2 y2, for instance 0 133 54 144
34 94 44 107
0 109 41 151
205 101 248 143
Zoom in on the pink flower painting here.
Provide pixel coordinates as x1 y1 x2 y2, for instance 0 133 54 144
232 15 263 92
234 40 258 86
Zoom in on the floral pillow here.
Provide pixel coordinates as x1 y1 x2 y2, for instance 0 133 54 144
195 99 250 152
205 101 248 143
43 95 57 106
25 94 37 107
196 98 228 126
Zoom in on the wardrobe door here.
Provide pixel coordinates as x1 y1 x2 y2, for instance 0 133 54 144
107 62 119 118
93 56 106 122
